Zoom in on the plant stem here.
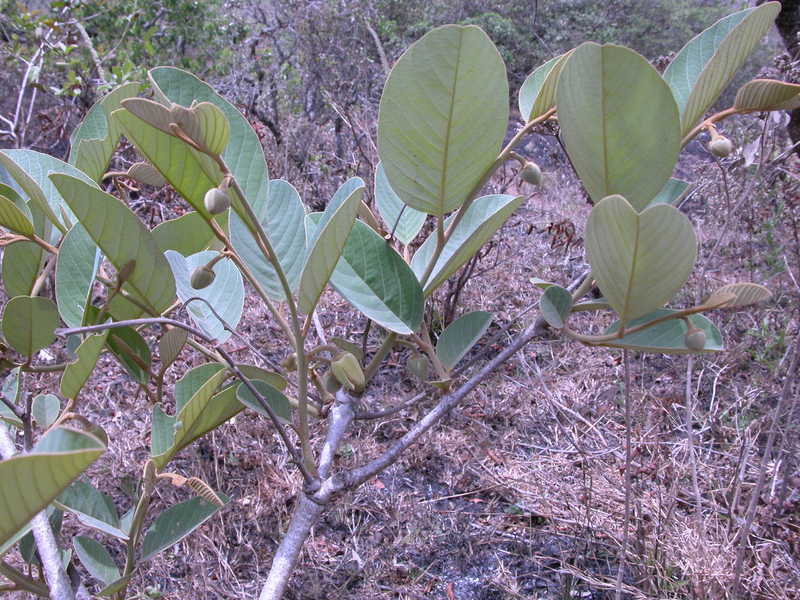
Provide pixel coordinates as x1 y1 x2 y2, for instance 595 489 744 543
363 331 397 382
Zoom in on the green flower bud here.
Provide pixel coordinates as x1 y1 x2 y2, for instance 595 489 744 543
520 161 542 185
190 265 216 290
330 351 365 393
684 327 706 352
204 187 231 215
709 136 733 158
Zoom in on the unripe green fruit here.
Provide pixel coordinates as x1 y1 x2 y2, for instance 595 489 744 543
190 265 216 289
204 187 231 214
330 351 365 393
684 327 706 352
709 136 733 158
520 161 542 185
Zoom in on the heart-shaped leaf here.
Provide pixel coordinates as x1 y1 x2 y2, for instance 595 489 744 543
585 195 697 326
378 25 508 215
436 311 493 369
31 394 60 429
603 309 724 354
299 178 364 313
2 296 59 356
734 79 800 111
557 43 681 211
663 2 781 137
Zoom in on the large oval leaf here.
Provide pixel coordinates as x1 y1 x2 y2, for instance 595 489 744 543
2 296 59 356
165 250 244 343
57 480 124 539
734 79 800 111
51 174 176 314
2 240 41 297
374 162 426 246
411 194 522 294
663 2 780 137
518 51 570 122
0 427 105 547
585 195 697 326
0 150 99 234
299 178 364 313
308 216 423 334
55 224 101 328
557 43 681 211
230 179 307 302
73 536 120 586
603 309 724 354
436 311 492 369
69 82 141 182
378 25 508 215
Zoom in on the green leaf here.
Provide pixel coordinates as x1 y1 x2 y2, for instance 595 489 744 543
237 364 288 392
0 368 22 428
150 404 176 458
55 224 101 328
734 78 800 111
153 369 243 469
663 2 781 137
0 427 105 547
308 216 423 334
0 193 34 236
299 178 364 313
102 322 151 385
0 149 99 233
158 326 188 372
97 575 132 597
647 178 690 208
140 494 228 563
69 82 141 182
148 67 269 220
378 25 508 215
518 51 571 122
585 195 697 326
236 379 291 424
411 194 523 294
31 394 60 429
51 174 176 314
557 43 681 211
114 106 221 218
374 162 426 246
540 285 573 329
60 331 108 400
2 240 42 297
165 250 244 343
2 296 59 356
57 480 125 539
174 363 226 414
73 536 120 586
153 211 217 255
230 179 307 301
603 309 724 353
436 311 492 369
